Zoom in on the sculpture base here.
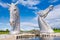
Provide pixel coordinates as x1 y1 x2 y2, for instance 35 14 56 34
40 31 54 33
0 33 60 40
10 31 20 34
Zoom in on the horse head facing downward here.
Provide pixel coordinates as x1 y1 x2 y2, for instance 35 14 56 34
37 5 54 18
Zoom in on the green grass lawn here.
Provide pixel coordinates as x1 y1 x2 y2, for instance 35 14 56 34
54 30 60 33
0 32 9 34
0 29 60 34
0 29 9 34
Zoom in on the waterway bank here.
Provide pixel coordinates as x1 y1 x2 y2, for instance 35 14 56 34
0 33 60 40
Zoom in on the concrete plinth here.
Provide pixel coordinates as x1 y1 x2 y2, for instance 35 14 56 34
10 31 20 34
0 33 60 40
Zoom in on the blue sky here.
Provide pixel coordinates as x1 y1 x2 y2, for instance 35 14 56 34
0 0 60 31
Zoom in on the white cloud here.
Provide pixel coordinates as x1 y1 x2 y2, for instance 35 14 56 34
28 6 38 9
21 22 38 27
33 15 38 21
0 22 10 26
0 0 40 9
49 21 60 28
46 5 60 19
19 0 40 6
47 5 60 28
49 0 58 3
20 22 39 30
17 0 40 9
0 2 8 8
0 23 11 30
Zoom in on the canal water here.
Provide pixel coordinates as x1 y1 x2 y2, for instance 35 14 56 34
16 36 60 40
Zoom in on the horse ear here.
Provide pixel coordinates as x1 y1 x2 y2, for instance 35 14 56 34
49 5 54 10
50 5 53 7
49 5 53 8
15 1 19 6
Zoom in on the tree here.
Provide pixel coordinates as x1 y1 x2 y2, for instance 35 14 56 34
6 29 9 32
